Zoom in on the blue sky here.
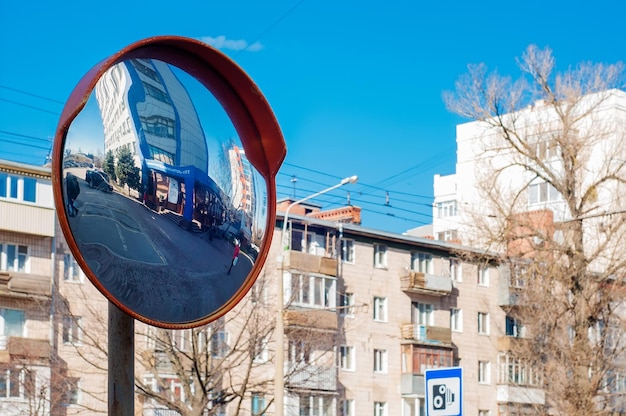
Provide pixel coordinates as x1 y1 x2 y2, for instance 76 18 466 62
1 0 625 234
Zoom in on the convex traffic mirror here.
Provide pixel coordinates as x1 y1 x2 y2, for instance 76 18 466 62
52 37 286 328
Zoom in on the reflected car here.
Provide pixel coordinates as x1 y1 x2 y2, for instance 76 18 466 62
88 171 113 193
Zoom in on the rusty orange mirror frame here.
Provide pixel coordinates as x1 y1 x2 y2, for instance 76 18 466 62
51 36 286 328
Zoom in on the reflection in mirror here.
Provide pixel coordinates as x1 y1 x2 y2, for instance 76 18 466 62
61 58 268 325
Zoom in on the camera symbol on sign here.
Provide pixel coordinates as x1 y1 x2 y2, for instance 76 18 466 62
432 384 455 410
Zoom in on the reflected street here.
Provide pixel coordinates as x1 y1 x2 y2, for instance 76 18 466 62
66 168 252 324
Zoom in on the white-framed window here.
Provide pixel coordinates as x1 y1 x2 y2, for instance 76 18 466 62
373 296 387 322
374 401 387 416
251 392 265 416
374 349 388 374
250 280 267 305
0 308 25 337
1 244 29 273
288 340 311 364
528 180 561 204
478 312 489 335
0 367 34 399
339 292 355 316
63 253 84 283
505 316 524 338
478 360 491 384
291 274 336 308
299 395 334 416
64 377 80 406
210 330 229 358
170 328 193 352
412 302 433 326
450 258 462 282
478 265 489 286
373 244 387 268
450 308 463 332
253 336 268 363
437 200 457 218
478 410 491 416
339 399 354 416
340 239 355 263
0 173 37 203
62 315 82 345
339 345 355 371
411 252 433 274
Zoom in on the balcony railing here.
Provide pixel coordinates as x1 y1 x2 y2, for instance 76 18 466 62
283 250 338 277
284 309 338 331
401 373 425 396
401 324 452 345
0 199 55 237
285 362 337 391
399 271 452 296
0 337 50 364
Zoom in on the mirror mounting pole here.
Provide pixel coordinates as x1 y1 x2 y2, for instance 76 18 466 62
108 303 134 415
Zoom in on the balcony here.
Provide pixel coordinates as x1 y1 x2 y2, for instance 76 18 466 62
400 271 452 296
285 362 337 391
497 385 545 405
283 250 338 277
0 199 55 237
0 337 50 365
401 373 425 396
497 336 530 352
401 324 452 346
0 271 52 297
284 309 338 331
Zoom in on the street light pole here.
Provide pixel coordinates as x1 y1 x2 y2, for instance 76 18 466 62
274 175 357 416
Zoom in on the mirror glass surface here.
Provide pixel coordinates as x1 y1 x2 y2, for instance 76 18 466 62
61 58 268 325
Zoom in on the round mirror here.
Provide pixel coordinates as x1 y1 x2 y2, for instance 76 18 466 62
52 37 286 328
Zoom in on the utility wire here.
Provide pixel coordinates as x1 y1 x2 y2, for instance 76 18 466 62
0 98 60 116
0 84 65 104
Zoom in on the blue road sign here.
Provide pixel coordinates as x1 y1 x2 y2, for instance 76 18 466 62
425 367 463 416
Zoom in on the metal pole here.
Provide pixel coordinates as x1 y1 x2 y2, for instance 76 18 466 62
108 302 135 416
275 175 357 416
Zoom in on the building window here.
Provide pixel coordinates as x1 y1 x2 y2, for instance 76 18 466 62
340 239 355 263
450 258 462 282
497 353 542 387
450 308 463 332
373 297 387 322
374 401 387 416
412 302 433 326
478 312 489 335
210 330 229 358
505 316 524 338
374 349 388 374
478 361 491 384
1 244 28 272
339 346 355 371
528 180 561 204
478 265 489 286
339 399 354 416
478 410 490 416
0 367 33 399
253 337 268 363
437 200 457 218
373 244 387 268
64 377 80 405
251 392 265 415
0 174 37 202
411 252 433 274
299 395 334 416
63 254 84 283
339 292 355 316
291 274 336 308
62 316 83 345
288 340 311 364
401 345 453 374
0 308 25 337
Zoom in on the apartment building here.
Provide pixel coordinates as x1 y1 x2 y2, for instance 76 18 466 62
0 159 109 415
276 204 507 416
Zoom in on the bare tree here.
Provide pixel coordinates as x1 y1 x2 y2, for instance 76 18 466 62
444 45 626 415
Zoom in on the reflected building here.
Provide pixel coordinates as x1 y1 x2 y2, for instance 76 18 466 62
227 145 255 245
95 58 223 226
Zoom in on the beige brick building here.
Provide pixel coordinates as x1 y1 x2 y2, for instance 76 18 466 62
2 158 541 416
